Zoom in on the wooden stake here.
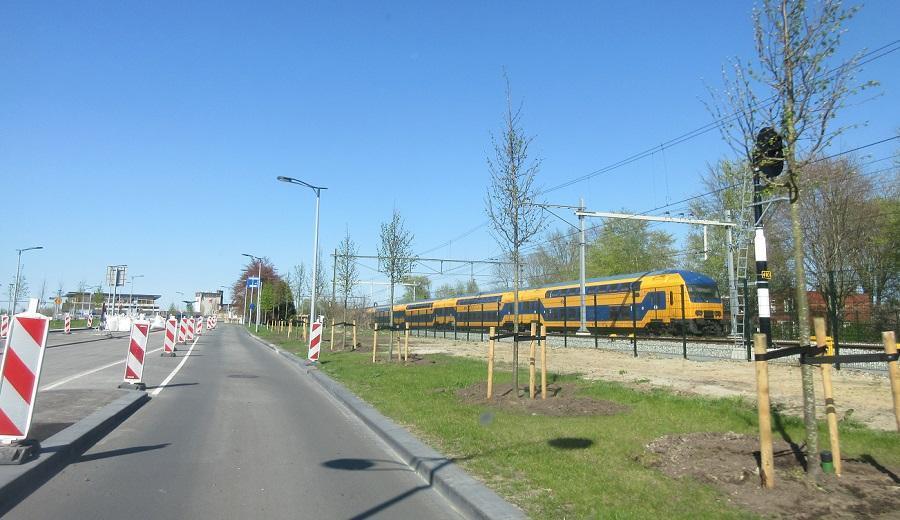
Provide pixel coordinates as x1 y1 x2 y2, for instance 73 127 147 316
404 323 410 361
883 331 900 432
540 324 547 400
288 321 292 339
529 322 536 399
754 333 775 489
815 318 841 476
487 326 495 399
352 320 357 351
372 324 378 363
330 318 335 351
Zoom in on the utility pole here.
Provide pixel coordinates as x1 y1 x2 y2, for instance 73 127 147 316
577 198 588 335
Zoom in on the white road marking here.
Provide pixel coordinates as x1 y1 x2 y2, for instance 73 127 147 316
150 336 199 397
40 347 165 391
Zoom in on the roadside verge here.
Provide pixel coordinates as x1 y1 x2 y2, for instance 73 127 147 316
246 329 527 520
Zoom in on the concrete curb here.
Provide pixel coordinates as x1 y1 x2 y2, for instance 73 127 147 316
0 390 149 512
245 330 527 520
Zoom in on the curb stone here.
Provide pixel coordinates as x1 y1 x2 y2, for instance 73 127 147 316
0 390 149 513
245 329 527 520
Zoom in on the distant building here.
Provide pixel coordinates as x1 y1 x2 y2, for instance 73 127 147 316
195 291 224 316
63 291 162 316
770 290 872 323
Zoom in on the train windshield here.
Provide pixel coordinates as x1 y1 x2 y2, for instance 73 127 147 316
687 284 720 303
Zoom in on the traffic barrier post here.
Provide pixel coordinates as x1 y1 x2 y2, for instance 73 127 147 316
814 318 841 476
308 321 322 363
187 317 195 342
197 316 204 336
162 316 177 357
178 318 186 344
87 314 94 328
119 321 150 391
883 331 900 432
487 326 495 399
0 312 50 462
0 315 8 339
64 313 71 334
754 333 775 489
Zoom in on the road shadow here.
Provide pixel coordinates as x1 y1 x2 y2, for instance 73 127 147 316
144 383 198 391
77 443 170 463
547 437 594 450
322 458 411 472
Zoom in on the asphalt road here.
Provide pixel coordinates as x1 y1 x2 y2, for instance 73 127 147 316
7 325 462 519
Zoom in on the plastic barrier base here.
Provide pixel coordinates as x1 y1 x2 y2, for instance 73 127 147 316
0 440 39 465
117 382 146 391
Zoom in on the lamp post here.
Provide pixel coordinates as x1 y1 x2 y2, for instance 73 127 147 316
277 176 327 347
242 253 263 332
12 246 42 314
129 274 144 316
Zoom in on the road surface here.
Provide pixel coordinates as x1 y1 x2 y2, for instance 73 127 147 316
7 325 462 519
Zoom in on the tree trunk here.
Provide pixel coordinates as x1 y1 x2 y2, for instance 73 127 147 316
791 197 821 479
513 234 520 397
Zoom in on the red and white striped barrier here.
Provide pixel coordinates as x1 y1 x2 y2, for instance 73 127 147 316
87 315 94 328
187 317 195 342
162 317 177 356
207 316 213 330
308 321 322 362
196 316 203 336
64 314 71 334
0 315 8 339
121 321 150 388
178 318 187 344
0 313 50 442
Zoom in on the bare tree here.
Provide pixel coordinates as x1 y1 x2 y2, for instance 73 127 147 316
709 0 875 478
377 208 415 359
335 229 359 346
485 76 546 395
289 264 309 315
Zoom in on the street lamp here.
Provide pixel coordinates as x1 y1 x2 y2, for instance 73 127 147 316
12 246 43 314
129 274 144 316
277 176 327 346
242 253 263 332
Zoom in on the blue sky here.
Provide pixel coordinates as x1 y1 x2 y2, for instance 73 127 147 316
2 1 898 310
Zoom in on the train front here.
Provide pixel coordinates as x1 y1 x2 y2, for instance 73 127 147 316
681 272 725 335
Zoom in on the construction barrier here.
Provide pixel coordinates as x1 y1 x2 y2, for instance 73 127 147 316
121 321 150 388
64 314 71 334
1 315 8 339
162 317 177 356
308 321 322 362
87 314 94 328
197 316 204 336
177 318 187 344
0 312 50 443
187 317 195 342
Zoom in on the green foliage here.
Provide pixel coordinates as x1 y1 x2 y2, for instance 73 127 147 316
586 215 676 276
400 275 431 303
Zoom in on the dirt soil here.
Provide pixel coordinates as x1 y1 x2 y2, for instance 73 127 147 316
456 381 629 417
409 337 898 431
646 432 900 519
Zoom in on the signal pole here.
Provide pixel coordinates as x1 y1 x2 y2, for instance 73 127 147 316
752 169 773 346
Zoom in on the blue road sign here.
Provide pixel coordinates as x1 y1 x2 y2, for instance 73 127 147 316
247 277 260 288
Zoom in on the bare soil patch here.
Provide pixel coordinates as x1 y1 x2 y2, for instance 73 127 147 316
456 381 629 417
409 337 897 430
646 432 900 519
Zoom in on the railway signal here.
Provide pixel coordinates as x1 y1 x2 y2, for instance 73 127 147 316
753 127 785 180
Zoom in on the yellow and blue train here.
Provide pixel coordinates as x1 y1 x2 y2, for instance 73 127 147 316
373 269 725 336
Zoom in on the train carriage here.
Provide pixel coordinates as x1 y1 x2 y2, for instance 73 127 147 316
384 269 725 336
